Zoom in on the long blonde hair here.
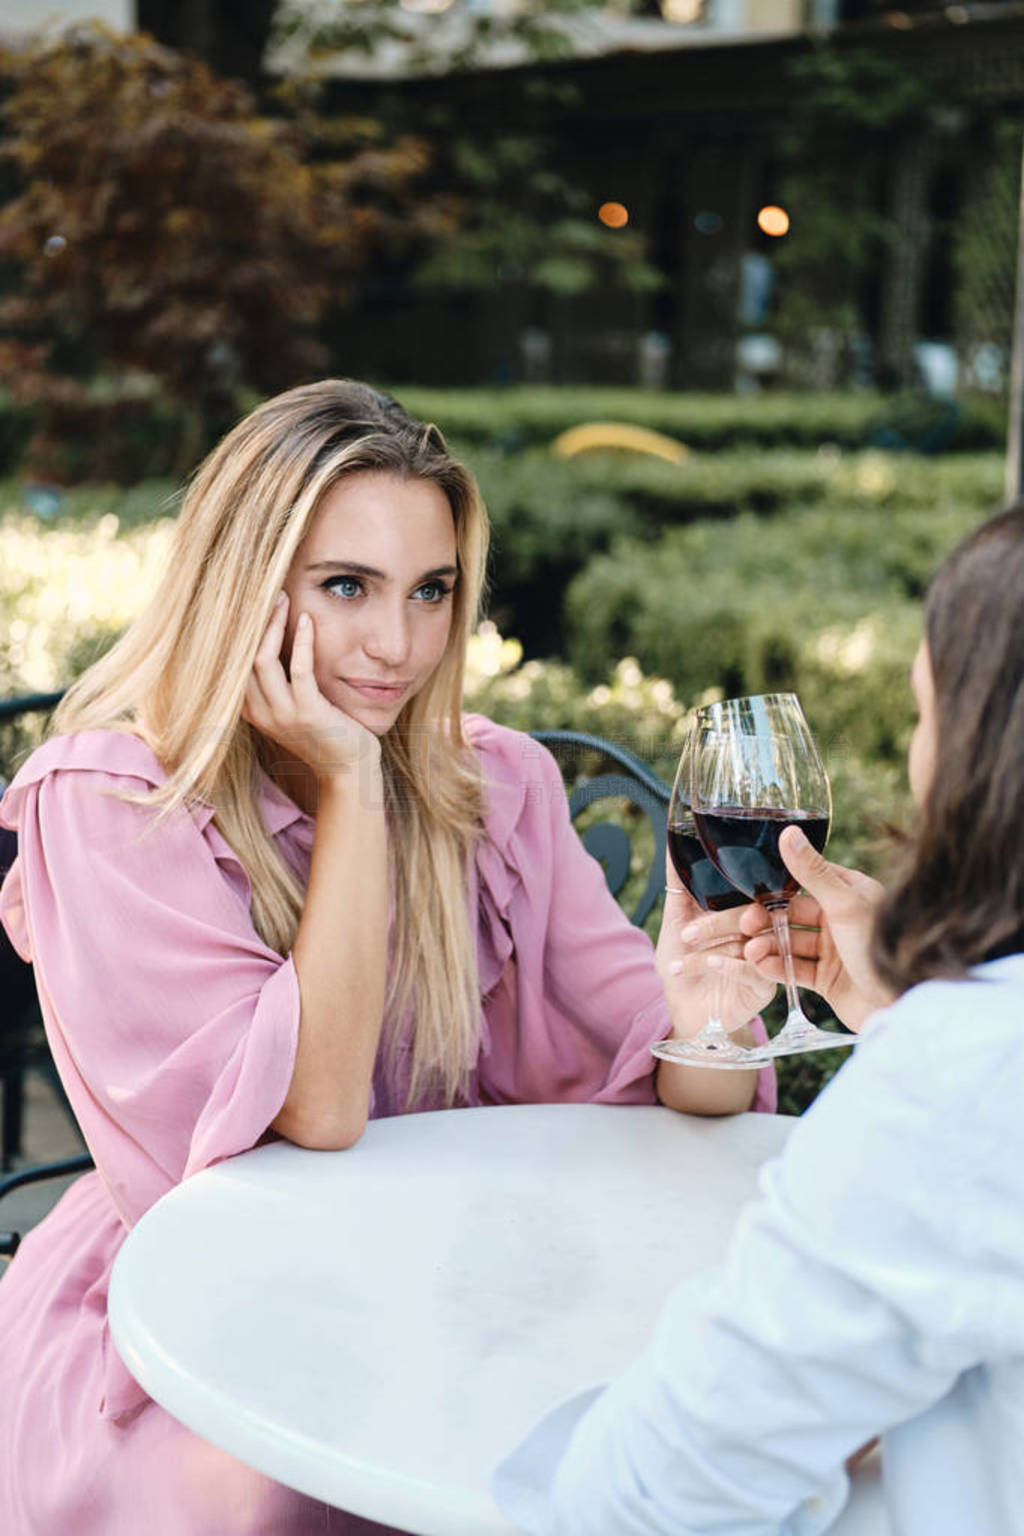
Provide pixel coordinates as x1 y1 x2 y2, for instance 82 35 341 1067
54 380 490 1107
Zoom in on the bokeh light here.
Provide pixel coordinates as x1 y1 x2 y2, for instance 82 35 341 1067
757 205 790 238
598 202 629 229
660 0 703 20
43 234 67 257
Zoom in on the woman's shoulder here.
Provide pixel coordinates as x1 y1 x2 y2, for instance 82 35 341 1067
844 957 1024 1123
463 709 561 823
462 713 564 847
5 728 167 793
881 956 1024 1040
463 711 532 755
462 713 560 783
0 729 168 828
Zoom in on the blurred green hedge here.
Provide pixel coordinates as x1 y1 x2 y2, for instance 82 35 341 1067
470 447 1002 657
566 498 982 678
402 386 1005 454
0 393 187 483
0 386 1007 484
564 500 990 771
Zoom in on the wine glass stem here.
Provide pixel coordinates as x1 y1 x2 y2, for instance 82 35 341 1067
768 903 807 1025
707 966 723 1032
686 961 744 1052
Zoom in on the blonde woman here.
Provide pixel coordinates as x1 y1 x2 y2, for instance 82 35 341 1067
0 380 775 1536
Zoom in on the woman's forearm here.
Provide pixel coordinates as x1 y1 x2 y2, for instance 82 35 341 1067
655 1027 759 1116
273 764 388 1149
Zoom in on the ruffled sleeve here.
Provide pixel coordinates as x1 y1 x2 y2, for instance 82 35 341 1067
465 716 775 1113
0 732 300 1223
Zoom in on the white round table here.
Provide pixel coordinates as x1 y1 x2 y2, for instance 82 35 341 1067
109 1102 885 1534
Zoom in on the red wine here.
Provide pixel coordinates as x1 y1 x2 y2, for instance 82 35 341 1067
692 807 829 906
667 825 748 913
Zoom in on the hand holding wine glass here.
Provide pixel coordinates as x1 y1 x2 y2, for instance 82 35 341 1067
739 825 895 1033
691 693 857 1058
652 725 774 1070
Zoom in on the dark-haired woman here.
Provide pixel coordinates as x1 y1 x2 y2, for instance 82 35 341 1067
495 504 1024 1535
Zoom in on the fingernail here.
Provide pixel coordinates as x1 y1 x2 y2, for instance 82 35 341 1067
275 591 287 607
669 960 685 976
706 954 723 971
297 612 310 629
681 923 700 943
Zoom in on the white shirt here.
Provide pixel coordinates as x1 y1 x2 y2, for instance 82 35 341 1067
493 955 1024 1535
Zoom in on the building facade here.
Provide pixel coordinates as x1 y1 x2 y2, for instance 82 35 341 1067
317 2 1024 390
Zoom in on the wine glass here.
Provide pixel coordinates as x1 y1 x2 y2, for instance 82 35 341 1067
690 693 855 1059
651 723 772 1071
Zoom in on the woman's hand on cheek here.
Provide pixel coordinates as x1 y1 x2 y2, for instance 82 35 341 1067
242 593 380 781
656 850 775 1040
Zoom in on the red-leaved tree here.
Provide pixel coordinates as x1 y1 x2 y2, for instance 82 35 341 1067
0 24 437 470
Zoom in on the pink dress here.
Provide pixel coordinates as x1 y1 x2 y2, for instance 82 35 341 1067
0 715 775 1535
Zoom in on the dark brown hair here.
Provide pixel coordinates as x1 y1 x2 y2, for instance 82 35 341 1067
872 503 1024 994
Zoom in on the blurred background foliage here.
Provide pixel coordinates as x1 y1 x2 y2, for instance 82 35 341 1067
0 14 658 470
0 25 446 464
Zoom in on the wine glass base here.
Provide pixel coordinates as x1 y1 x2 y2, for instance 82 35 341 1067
651 1039 774 1072
763 1028 857 1059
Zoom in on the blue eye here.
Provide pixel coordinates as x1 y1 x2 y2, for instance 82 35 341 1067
324 576 363 600
415 581 452 603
